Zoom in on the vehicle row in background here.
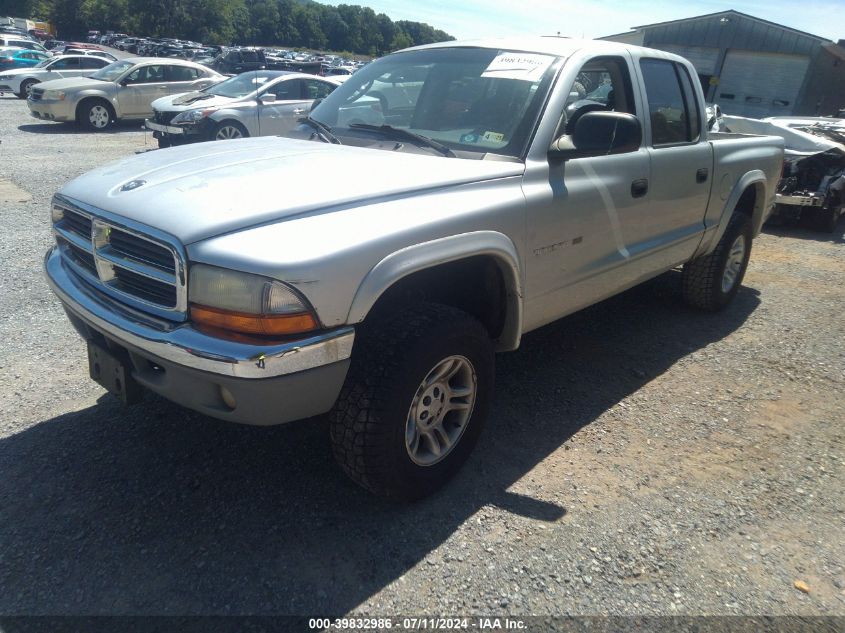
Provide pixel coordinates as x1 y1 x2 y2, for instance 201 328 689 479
26 58 224 130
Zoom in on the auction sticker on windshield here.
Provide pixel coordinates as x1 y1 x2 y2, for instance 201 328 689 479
481 52 554 81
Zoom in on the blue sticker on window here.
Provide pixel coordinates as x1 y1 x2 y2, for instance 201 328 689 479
460 133 478 143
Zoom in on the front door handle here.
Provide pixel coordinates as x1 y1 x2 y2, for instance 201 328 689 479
696 168 709 183
293 108 305 115
631 178 649 198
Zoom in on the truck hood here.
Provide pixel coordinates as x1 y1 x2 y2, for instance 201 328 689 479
58 136 524 244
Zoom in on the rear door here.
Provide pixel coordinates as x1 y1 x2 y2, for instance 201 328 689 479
633 57 712 268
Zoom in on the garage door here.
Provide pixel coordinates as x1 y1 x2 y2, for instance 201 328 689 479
716 50 810 118
659 45 720 74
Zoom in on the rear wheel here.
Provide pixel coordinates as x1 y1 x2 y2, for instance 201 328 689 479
816 206 841 233
212 120 248 141
18 79 38 99
330 303 494 500
682 213 753 311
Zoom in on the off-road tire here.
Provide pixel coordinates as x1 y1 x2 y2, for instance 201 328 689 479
18 79 37 99
682 213 753 311
816 206 840 233
77 98 115 131
330 303 494 500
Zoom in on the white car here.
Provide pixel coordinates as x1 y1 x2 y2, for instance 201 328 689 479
145 70 341 147
0 55 112 98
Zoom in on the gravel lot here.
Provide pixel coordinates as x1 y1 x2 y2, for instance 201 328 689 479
0 90 843 620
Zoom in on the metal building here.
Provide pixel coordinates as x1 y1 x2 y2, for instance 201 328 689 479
599 10 845 118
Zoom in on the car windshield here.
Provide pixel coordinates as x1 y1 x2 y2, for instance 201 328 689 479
88 60 134 82
309 47 559 159
204 71 278 98
35 58 53 68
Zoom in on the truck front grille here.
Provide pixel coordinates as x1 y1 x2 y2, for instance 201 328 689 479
51 199 188 320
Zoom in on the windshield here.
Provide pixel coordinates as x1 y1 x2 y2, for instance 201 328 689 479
309 47 559 159
204 71 278 98
88 60 134 82
34 58 53 68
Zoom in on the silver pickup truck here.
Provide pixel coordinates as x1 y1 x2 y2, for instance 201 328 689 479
44 38 784 499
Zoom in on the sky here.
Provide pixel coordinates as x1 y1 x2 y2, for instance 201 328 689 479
355 0 842 42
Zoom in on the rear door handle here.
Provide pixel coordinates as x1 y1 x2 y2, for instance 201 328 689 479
696 168 709 183
631 178 649 198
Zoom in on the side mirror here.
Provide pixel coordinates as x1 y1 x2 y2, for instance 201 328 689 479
549 111 641 161
258 93 275 104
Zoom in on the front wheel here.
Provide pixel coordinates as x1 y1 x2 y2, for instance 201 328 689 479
682 213 753 311
330 303 494 500
18 79 38 99
212 120 248 141
78 99 114 131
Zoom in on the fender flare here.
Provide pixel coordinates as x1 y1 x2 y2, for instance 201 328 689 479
346 231 524 351
705 170 770 253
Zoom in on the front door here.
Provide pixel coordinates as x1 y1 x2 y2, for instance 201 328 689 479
119 63 167 116
525 55 652 328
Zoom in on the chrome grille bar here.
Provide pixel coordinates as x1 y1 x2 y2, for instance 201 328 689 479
50 196 188 321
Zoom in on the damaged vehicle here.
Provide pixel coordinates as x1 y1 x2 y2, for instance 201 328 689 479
722 115 845 232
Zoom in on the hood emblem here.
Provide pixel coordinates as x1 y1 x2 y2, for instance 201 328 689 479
121 179 146 192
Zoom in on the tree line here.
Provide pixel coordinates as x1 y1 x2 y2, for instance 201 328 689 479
4 0 455 56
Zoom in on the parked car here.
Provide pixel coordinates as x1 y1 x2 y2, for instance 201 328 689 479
43 38 784 499
27 58 224 129
62 48 117 61
146 71 340 147
0 49 50 70
0 36 47 53
0 55 112 98
208 47 266 74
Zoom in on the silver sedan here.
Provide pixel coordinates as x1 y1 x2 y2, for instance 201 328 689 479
145 71 342 147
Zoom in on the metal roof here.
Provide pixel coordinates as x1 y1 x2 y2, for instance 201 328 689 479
632 10 830 43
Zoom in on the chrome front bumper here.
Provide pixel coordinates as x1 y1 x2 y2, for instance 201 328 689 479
44 246 355 379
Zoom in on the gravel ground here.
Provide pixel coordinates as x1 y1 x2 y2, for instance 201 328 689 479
0 91 843 620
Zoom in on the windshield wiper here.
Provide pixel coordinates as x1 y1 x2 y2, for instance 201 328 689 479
348 123 456 157
299 116 341 144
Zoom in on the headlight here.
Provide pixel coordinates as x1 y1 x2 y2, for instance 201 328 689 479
42 90 66 100
188 264 318 336
171 108 214 124
0 74 10 80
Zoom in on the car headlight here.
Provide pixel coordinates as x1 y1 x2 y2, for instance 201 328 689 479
42 90 66 100
171 108 214 124
0 74 11 80
188 264 318 336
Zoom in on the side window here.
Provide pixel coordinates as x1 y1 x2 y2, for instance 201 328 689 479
240 50 260 63
559 56 636 137
304 79 334 100
166 65 199 82
80 57 106 69
124 65 165 84
51 58 80 70
640 58 695 146
675 64 701 141
270 79 302 100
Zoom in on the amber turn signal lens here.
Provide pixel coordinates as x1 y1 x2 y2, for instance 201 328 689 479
190 303 318 336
